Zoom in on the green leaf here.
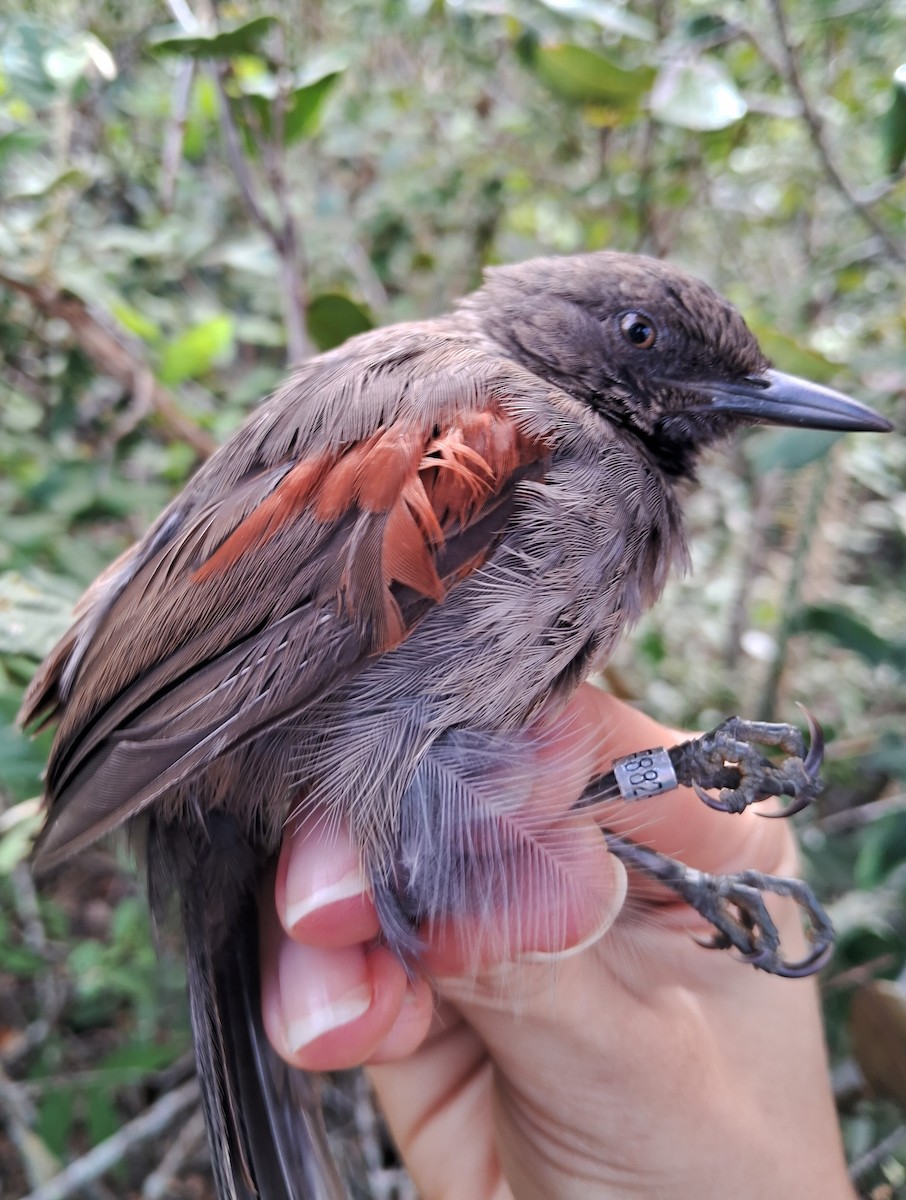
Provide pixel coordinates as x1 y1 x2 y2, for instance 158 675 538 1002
746 326 839 384
97 1042 182 1074
682 14 734 42
0 801 43 874
150 16 277 60
882 64 906 176
0 687 53 800
534 0 655 40
6 166 88 201
157 316 235 384
44 33 116 89
746 428 842 474
0 938 44 975
283 71 343 142
86 1089 119 1147
184 73 218 160
1 20 63 104
855 813 906 889
36 1087 74 1159
307 294 374 351
0 129 45 167
790 604 906 671
650 57 746 131
0 571 78 658
237 58 345 145
866 733 906 782
529 43 655 107
111 302 160 342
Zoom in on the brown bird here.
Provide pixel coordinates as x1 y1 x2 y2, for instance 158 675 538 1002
20 252 891 1200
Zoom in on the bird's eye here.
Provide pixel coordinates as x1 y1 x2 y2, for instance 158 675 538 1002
619 312 657 349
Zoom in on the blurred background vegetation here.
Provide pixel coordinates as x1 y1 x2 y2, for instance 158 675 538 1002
0 0 904 1196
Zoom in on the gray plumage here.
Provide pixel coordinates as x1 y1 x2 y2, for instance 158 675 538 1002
21 251 889 1199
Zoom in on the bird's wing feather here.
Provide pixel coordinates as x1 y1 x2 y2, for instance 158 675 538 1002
23 336 552 869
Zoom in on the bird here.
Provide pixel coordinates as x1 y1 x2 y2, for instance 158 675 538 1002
19 251 891 1200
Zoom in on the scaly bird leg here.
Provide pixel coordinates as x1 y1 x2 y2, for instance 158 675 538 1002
570 708 833 977
600 831 835 978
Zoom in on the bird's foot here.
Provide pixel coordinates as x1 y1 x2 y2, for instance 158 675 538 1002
601 832 834 978
668 708 824 819
586 708 825 818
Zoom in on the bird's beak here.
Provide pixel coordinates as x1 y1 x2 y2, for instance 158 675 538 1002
686 369 892 433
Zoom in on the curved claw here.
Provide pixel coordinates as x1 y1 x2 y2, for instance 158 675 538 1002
732 945 778 970
767 939 834 979
757 791 813 819
757 704 825 820
728 931 833 977
798 703 825 779
689 930 729 951
692 780 733 813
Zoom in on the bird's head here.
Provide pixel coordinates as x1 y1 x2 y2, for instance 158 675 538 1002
468 252 891 477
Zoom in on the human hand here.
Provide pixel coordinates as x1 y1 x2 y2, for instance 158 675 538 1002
260 686 853 1200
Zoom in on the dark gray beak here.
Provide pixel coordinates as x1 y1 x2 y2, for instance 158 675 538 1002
687 369 893 433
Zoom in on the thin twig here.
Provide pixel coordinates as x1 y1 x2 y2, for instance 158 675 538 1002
0 273 216 457
19 1080 200 1200
820 791 906 834
756 454 831 720
163 0 278 238
141 1106 206 1199
0 792 65 1065
0 1063 59 1192
723 461 782 672
767 0 906 266
254 24 309 362
165 0 199 30
850 1123 906 1183
831 1056 864 1103
211 62 280 238
824 955 899 992
160 59 195 212
178 7 311 363
344 243 388 311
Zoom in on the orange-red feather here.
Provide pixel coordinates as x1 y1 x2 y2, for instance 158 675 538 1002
195 406 546 644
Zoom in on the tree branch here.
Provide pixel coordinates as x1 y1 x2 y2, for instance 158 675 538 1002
19 1080 200 1200
768 0 906 266
162 0 309 363
0 274 217 458
159 59 195 212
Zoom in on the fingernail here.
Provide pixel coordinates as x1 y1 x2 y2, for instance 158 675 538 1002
518 858 628 964
277 940 374 1056
285 868 369 928
286 986 372 1054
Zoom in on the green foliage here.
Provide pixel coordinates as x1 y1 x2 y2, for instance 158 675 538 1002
746 429 843 474
149 15 278 59
239 57 346 144
157 316 236 385
528 42 655 107
0 0 904 1193
307 293 374 350
792 604 906 672
650 56 746 130
883 65 906 175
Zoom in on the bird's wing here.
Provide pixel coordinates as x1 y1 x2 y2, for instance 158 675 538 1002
21 333 552 869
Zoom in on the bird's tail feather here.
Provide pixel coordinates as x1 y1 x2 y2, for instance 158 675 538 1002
153 817 347 1200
